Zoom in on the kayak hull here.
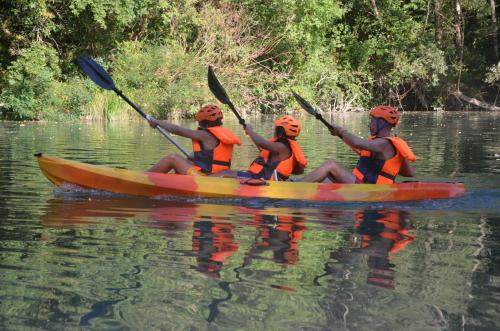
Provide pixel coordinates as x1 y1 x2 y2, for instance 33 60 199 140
36 154 466 202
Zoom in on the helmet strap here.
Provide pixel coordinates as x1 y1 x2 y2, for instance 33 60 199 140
374 118 390 136
275 126 286 138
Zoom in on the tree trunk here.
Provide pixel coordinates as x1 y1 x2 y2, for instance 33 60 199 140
491 0 498 60
454 0 463 50
454 0 464 90
434 0 443 45
453 91 500 111
370 0 380 18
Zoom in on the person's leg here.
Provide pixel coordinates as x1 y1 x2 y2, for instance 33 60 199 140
300 160 356 183
148 154 193 174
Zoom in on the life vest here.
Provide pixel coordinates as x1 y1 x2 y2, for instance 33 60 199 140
352 136 416 184
192 126 241 175
247 137 308 180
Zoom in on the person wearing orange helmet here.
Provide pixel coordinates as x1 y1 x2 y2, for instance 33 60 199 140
301 105 416 183
147 105 242 175
215 115 308 181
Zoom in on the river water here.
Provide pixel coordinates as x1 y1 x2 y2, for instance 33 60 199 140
1 112 499 330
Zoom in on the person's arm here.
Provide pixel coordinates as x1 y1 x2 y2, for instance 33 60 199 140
245 124 288 153
398 159 415 177
148 118 209 141
292 164 305 175
329 124 386 154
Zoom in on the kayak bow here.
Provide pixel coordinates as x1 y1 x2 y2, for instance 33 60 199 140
36 154 465 202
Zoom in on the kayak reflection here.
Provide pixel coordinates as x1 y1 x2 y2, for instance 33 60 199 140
40 198 417 323
41 198 415 287
40 198 308 277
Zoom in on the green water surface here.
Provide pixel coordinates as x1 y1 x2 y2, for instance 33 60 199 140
0 112 499 330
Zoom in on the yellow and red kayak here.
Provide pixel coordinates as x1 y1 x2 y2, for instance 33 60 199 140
36 154 465 202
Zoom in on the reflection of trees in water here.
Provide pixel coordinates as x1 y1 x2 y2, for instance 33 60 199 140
13 195 499 328
412 112 500 175
467 216 500 329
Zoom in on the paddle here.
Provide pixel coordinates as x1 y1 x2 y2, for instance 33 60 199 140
292 91 361 158
76 54 191 158
291 90 335 131
207 66 246 128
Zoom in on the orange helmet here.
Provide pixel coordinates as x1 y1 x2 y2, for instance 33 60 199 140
195 105 223 122
275 115 301 137
369 105 400 125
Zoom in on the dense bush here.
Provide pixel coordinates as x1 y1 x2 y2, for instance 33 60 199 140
0 0 498 120
0 43 61 119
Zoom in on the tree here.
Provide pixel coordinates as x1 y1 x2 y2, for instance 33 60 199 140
454 0 464 52
434 0 443 45
370 0 380 18
490 0 498 59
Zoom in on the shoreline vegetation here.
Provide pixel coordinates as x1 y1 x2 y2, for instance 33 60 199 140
1 1 499 121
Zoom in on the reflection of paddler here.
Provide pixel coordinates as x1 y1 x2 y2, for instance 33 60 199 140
351 209 415 289
352 209 415 255
246 213 306 266
190 204 239 277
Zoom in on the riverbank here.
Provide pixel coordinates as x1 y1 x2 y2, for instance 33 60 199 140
1 2 498 121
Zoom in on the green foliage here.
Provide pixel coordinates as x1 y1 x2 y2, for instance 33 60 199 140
231 0 345 62
0 43 60 119
485 63 500 85
112 42 210 117
387 44 447 90
0 0 498 120
51 76 98 119
342 0 449 104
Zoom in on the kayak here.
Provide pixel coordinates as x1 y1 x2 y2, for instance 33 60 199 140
36 154 465 202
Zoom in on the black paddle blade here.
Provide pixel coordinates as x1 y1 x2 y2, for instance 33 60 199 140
291 90 318 116
208 65 230 105
76 55 115 90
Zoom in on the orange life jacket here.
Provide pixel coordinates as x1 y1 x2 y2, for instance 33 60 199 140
352 136 416 184
192 126 241 175
247 137 308 180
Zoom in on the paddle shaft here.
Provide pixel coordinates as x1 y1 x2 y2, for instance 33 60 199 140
113 88 191 158
207 66 246 128
316 114 335 131
226 100 246 127
291 90 336 131
76 55 191 158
